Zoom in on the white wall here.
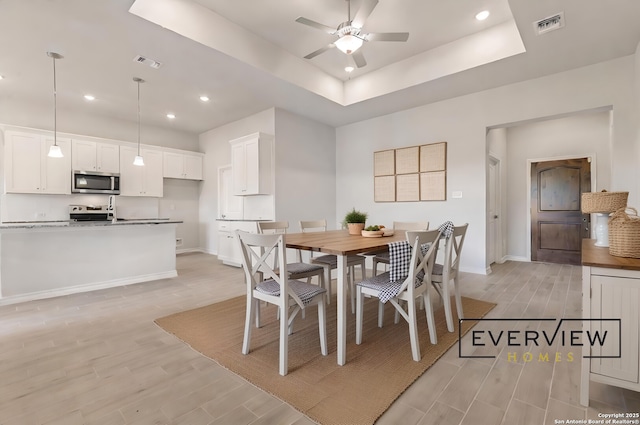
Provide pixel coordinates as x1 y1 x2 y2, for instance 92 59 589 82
274 109 336 230
198 108 275 254
336 55 637 275
159 179 201 252
504 110 612 261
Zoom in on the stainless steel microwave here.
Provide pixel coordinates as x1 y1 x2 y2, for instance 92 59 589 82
72 170 120 194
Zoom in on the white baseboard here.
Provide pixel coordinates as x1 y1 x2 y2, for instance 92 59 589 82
176 248 204 255
0 270 178 306
503 255 530 262
460 266 492 275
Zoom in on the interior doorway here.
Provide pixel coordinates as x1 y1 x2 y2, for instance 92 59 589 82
530 157 591 265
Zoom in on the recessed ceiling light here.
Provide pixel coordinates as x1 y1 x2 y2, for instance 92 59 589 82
83 94 95 101
476 10 490 21
166 113 176 119
345 66 355 73
199 95 210 102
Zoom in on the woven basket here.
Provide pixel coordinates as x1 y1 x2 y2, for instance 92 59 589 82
609 207 640 258
581 190 628 213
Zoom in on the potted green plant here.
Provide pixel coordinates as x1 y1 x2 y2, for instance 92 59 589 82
343 208 368 235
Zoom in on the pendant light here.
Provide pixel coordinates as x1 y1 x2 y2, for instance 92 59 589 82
133 77 145 166
47 52 64 158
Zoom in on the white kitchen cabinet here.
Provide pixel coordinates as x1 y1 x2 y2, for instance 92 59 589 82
72 139 119 173
163 151 203 180
581 240 640 406
4 131 71 194
119 146 163 197
229 132 273 195
218 221 258 267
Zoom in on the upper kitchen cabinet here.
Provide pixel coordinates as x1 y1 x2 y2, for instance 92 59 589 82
163 151 203 180
229 132 273 195
4 130 71 194
71 139 119 173
119 146 163 197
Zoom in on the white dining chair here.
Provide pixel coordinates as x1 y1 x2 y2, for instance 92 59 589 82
257 221 326 296
299 219 367 312
355 229 442 361
431 223 468 332
372 221 429 276
236 230 328 376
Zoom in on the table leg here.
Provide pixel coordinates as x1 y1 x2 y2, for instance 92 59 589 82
337 254 347 365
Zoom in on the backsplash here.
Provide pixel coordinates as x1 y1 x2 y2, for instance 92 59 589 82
1 194 159 222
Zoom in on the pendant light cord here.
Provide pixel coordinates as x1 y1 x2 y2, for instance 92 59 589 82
137 80 141 156
52 55 57 147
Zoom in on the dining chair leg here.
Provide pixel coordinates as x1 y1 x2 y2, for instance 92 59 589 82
355 287 364 344
349 265 356 314
242 297 255 355
442 280 454 332
407 299 421 361
255 299 262 328
377 301 385 327
424 291 438 344
453 277 464 320
317 300 328 356
324 267 332 303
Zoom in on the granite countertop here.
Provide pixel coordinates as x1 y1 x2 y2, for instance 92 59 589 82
216 218 273 222
0 219 183 229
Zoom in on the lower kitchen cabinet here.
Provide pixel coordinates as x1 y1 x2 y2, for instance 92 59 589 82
217 221 258 267
581 240 640 406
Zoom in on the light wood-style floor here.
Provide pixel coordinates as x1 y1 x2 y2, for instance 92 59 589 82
0 254 637 425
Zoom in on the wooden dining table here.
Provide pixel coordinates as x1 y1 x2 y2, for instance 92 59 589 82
285 229 407 365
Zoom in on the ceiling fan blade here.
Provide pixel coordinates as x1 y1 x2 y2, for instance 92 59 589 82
365 32 410 42
304 44 335 59
352 50 367 68
352 0 379 28
295 17 337 34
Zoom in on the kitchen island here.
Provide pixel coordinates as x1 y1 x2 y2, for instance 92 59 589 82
0 219 182 304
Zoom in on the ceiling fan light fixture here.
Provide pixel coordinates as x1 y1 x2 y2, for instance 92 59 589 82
334 34 363 55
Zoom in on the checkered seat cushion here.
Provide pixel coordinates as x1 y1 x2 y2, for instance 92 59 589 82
357 271 425 303
286 262 324 275
432 263 444 276
255 279 326 305
312 254 364 266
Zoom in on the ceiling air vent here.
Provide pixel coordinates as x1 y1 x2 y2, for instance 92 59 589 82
533 12 564 35
133 55 162 69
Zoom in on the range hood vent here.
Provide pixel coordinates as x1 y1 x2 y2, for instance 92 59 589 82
533 12 565 35
133 55 162 69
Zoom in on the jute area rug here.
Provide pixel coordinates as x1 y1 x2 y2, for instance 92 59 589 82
155 295 495 425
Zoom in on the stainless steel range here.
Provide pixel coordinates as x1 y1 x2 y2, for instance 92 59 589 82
69 204 113 221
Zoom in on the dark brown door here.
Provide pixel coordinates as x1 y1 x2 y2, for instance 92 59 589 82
531 158 591 265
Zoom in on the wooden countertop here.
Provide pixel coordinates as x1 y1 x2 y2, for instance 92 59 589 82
582 239 640 271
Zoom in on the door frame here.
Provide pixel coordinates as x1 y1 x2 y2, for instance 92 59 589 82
526 153 597 261
487 155 502 265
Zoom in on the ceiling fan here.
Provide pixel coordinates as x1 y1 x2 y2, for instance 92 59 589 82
295 0 409 68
